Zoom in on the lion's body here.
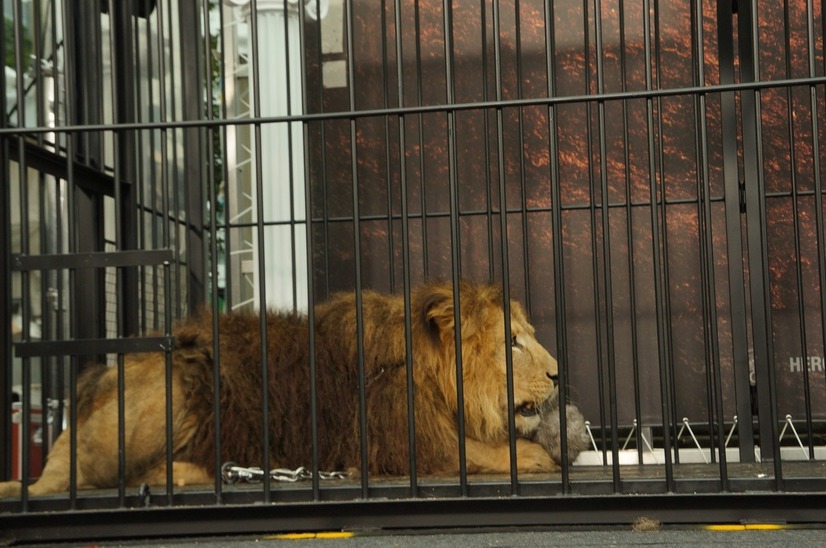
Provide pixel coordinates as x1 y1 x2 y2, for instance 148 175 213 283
0 283 559 497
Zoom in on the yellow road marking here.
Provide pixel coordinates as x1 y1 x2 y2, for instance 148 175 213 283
265 531 355 540
705 524 787 531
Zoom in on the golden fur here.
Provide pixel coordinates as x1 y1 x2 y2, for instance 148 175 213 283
0 282 559 497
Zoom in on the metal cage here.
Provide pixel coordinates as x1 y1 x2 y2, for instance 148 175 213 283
3 0 826 542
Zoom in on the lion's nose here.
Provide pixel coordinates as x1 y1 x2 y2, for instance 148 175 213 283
548 373 559 388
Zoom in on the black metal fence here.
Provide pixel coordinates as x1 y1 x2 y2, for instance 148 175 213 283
3 0 826 542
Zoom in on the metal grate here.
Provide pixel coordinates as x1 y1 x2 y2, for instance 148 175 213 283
2 0 826 542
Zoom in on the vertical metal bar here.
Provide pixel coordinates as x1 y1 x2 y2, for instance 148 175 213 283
617 0 645 466
304 121 321 501
279 0 300 311
166 0 182 319
134 0 148 332
146 2 160 330
0 0 10 484
37 185 50 479
0 92 7 488
379 0 396 292
692 0 728 489
643 0 674 490
582 0 610 464
314 75 332 297
36 192 49 477
68 181 80 508
201 0 220 502
294 0 324 486
153 0 177 502
581 0 609 465
57 0 79 508
342 0 370 497
716 0 755 465
217 1 234 317
543 0 571 494
179 0 206 312
485 2 519 495
691 0 716 461
513 1 532 312
413 0 429 280
32 4 53 466
247 0 273 501
295 0 320 499
110 0 140 338
490 0 519 493
391 0 419 496
593 0 621 491
304 4 330 501
162 256 174 505
33 0 44 135
67 340 78 508
513 0 532 471
52 0 67 444
782 0 815 458
0 0 10 485
68 1 106 368
312 118 332 298
106 0 127 506
651 1 679 465
440 0 468 494
111 97 126 510
12 0 32 510
737 0 783 483
201 0 217 288
352 162 369 497
480 0 495 284
91 0 103 168
806 0 826 421
51 0 61 130
33 6 47 441
213 0 228 502
116 350 127 506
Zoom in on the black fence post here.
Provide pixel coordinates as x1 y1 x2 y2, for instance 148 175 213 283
179 0 206 312
717 0 757 465
0 13 9 481
109 0 141 338
734 0 783 480
65 0 107 363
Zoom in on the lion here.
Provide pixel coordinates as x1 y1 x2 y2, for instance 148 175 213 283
0 282 560 497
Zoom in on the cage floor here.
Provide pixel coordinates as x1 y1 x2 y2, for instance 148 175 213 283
4 459 826 513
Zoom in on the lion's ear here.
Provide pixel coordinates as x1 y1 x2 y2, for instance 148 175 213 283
419 284 483 346
420 285 455 347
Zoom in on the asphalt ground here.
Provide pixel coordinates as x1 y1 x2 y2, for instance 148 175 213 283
28 525 826 548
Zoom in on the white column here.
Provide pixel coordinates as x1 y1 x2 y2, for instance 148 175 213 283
230 0 327 311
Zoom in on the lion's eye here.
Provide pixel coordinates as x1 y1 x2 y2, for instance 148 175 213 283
511 335 524 350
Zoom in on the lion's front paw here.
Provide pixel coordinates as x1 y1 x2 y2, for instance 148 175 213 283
516 439 559 473
0 480 22 499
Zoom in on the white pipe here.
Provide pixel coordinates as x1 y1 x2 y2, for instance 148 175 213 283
230 0 328 312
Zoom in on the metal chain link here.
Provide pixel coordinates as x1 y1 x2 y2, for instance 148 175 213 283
221 462 349 484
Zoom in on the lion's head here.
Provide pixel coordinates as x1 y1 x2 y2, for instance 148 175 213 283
416 283 559 447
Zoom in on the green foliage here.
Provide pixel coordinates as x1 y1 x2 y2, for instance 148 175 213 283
4 16 33 70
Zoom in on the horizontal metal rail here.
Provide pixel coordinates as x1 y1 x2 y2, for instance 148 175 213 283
8 138 116 197
12 249 173 271
14 336 173 358
1 75 826 136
